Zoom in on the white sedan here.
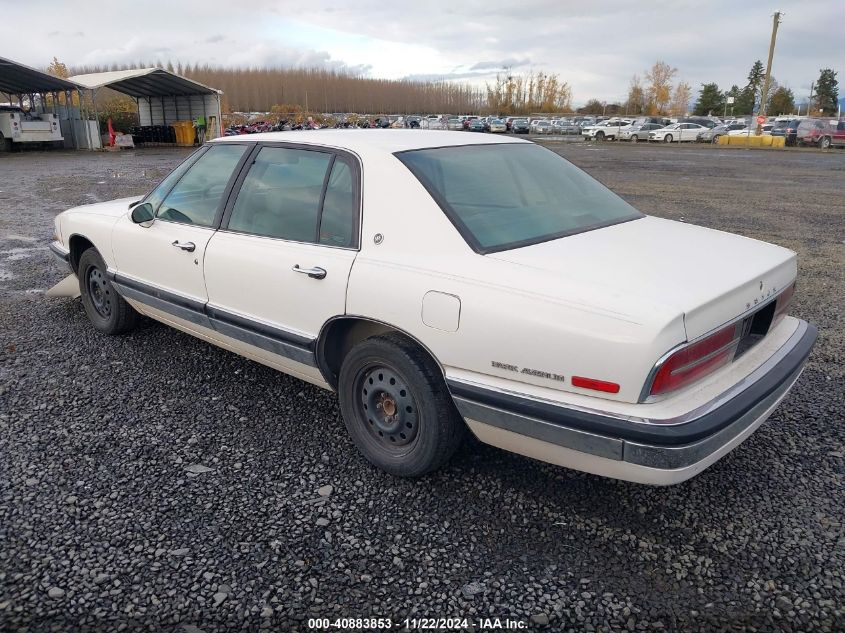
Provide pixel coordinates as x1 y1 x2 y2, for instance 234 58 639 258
728 124 774 136
48 131 816 484
649 122 707 143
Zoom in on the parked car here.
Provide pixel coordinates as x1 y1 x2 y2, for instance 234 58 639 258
554 120 582 135
511 118 530 134
679 117 720 129
726 124 774 137
769 119 802 146
584 118 633 141
697 123 746 143
468 119 487 132
796 118 842 149
620 123 663 142
48 130 816 484
488 118 507 133
649 123 707 143
447 118 463 131
533 121 554 134
530 119 549 133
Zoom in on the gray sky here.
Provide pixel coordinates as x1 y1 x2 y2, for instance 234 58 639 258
5 0 840 106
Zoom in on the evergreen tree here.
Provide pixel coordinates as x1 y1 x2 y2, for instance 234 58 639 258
814 68 839 114
693 83 723 116
768 87 795 115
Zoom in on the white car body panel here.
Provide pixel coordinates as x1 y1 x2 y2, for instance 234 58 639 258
113 218 214 304
204 231 356 339
49 130 815 484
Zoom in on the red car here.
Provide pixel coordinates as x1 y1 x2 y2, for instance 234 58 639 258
796 118 845 149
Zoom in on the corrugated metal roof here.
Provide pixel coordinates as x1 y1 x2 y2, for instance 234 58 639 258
0 56 80 94
69 68 221 97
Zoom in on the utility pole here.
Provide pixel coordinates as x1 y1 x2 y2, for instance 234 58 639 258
807 81 814 116
757 10 782 134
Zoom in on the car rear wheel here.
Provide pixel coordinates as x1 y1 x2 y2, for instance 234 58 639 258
820 136 832 149
338 333 465 477
78 248 138 335
663 134 673 143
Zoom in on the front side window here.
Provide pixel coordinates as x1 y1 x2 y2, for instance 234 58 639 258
397 143 642 254
143 147 207 213
226 147 335 244
157 144 248 227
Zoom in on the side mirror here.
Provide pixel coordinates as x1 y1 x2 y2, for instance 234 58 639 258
130 203 155 224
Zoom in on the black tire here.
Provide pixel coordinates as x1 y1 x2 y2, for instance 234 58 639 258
595 131 605 141
712 134 721 144
78 248 138 335
820 136 831 149
663 134 673 143
338 333 465 477
630 135 638 143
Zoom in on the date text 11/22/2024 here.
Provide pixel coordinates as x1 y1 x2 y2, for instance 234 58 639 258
307 616 531 630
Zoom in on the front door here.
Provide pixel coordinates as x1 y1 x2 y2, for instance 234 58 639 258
111 143 250 316
203 144 359 375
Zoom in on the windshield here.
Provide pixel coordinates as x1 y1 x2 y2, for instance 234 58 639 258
396 143 643 253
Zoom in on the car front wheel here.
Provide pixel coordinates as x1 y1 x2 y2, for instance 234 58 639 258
820 136 832 149
338 333 465 477
663 134 673 143
630 135 638 143
78 248 138 335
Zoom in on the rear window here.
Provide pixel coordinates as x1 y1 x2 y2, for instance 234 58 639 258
396 143 643 254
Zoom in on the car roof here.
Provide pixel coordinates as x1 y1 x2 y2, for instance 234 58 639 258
211 129 529 154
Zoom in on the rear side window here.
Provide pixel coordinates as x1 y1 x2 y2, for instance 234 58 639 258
227 147 332 242
319 159 357 247
397 143 642 253
157 144 248 227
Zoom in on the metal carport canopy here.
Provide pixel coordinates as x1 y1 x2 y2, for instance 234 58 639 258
68 68 220 97
0 56 80 93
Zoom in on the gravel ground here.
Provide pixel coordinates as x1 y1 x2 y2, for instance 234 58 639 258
0 143 843 632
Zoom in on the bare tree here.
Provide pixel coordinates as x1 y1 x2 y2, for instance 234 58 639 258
645 61 677 115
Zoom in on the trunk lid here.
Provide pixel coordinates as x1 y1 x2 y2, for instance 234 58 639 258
487 216 796 340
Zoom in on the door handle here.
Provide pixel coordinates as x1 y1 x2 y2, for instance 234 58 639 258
172 240 196 252
292 265 327 280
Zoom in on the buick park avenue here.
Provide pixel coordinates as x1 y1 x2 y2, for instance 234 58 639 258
48 130 816 484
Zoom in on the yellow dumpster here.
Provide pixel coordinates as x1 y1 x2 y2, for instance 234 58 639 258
172 121 195 147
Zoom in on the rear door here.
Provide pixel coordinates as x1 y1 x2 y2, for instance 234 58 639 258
203 143 360 371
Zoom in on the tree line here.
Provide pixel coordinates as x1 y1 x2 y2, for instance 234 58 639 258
690 63 838 117
46 57 839 122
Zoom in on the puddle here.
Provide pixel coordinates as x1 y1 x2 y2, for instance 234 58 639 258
3 234 38 243
0 246 41 259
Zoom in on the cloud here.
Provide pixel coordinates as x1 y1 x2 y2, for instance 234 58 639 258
469 58 531 71
4 0 840 105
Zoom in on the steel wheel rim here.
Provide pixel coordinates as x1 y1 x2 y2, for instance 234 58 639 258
87 266 112 318
356 364 420 453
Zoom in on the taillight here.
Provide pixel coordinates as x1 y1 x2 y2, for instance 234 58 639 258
649 322 742 397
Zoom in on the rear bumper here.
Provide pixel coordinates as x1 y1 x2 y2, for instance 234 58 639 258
449 320 817 485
